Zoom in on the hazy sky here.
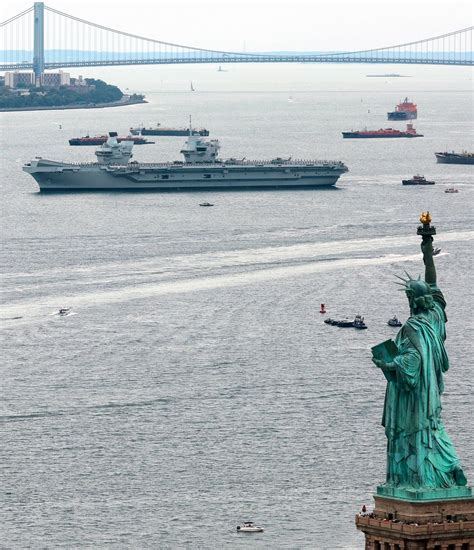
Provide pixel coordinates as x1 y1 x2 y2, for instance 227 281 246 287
3 0 473 52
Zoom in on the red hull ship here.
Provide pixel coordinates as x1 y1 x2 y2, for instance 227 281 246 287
387 97 417 120
342 124 423 139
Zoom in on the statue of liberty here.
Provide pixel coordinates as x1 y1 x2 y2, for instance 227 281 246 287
372 213 468 493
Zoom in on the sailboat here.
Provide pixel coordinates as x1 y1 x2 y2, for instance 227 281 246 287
217 65 227 72
190 81 195 92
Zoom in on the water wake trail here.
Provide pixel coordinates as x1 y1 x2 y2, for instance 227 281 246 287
1 252 422 322
1 229 472 283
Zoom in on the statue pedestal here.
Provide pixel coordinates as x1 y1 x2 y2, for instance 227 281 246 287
356 491 474 549
376 484 473 502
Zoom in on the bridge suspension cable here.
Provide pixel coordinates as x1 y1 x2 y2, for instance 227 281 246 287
43 5 255 57
0 3 472 71
0 6 33 28
321 26 474 57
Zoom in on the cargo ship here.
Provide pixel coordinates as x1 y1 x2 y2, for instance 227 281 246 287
387 97 417 120
366 73 407 78
69 134 153 146
130 123 209 136
435 151 474 165
342 124 423 139
23 132 348 192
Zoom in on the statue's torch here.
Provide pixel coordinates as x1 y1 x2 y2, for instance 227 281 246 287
417 211 436 243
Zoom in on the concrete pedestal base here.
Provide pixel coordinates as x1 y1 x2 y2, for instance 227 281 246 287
355 493 474 550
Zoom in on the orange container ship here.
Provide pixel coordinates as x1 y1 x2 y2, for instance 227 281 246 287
387 97 417 120
342 124 423 139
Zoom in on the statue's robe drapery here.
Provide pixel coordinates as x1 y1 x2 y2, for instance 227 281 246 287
382 284 464 488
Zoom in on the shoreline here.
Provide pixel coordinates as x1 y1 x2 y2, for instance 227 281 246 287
0 96 147 113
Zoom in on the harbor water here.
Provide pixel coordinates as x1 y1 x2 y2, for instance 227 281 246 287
1 64 473 549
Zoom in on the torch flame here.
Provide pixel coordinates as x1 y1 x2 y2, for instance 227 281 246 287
420 211 432 225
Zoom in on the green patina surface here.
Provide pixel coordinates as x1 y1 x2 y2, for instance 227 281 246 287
376 485 472 501
371 217 471 502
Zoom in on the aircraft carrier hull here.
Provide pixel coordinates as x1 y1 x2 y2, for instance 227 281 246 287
23 161 347 191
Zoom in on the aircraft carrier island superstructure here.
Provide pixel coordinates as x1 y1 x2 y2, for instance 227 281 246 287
23 132 349 192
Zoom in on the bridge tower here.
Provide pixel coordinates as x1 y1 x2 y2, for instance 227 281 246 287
33 2 45 84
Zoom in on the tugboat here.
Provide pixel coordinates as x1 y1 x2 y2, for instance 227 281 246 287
69 134 153 146
237 522 264 533
435 151 474 165
444 187 459 193
342 124 423 139
387 316 402 327
387 97 417 120
353 315 367 329
402 175 435 186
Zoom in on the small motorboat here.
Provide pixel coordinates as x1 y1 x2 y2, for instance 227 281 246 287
433 248 441 256
237 521 264 533
387 316 402 327
58 308 71 316
444 187 459 193
199 202 214 207
402 175 435 186
353 315 368 329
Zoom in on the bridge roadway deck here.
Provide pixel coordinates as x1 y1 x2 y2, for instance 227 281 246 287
1 56 472 72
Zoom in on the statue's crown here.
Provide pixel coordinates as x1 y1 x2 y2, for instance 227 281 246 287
395 272 431 298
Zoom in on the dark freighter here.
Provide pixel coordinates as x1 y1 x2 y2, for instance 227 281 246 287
130 124 209 136
435 151 474 164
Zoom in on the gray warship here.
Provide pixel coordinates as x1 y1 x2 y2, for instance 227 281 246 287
23 132 348 191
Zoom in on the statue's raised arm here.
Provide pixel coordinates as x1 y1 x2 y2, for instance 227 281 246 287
419 211 437 285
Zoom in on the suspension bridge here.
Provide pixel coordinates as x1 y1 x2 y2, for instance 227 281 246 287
1 2 473 82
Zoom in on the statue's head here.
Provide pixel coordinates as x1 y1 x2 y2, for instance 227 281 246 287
396 272 435 314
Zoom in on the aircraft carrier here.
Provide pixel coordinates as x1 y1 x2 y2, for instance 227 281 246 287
23 132 349 192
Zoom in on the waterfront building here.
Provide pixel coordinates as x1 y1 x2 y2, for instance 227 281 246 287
4 71 35 88
4 70 70 89
41 70 70 87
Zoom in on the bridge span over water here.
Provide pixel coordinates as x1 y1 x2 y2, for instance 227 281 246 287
1 2 473 80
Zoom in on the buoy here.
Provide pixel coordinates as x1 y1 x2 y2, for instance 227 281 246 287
320 303 326 314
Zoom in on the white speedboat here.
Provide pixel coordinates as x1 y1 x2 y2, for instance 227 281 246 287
237 521 264 533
